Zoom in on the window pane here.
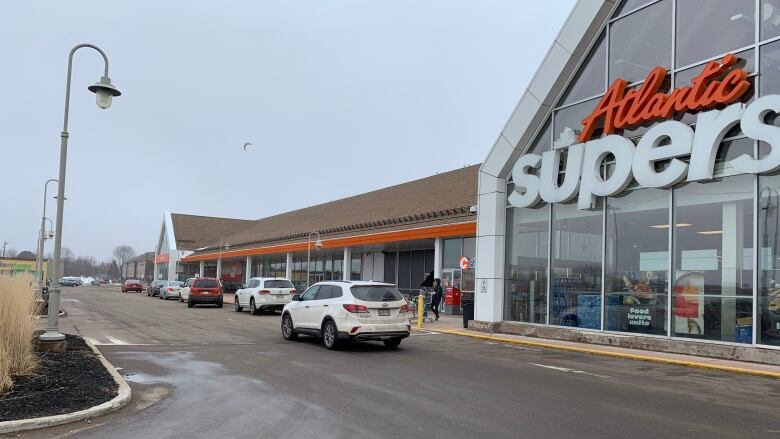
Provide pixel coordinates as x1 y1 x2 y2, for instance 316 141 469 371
762 0 780 40
443 239 462 269
676 0 754 68
383 252 396 284
553 98 599 149
526 118 551 156
613 0 655 17
761 40 780 96
551 202 603 329
351 253 361 280
759 175 780 345
505 205 549 324
673 175 754 343
610 0 672 84
605 188 669 335
559 31 606 105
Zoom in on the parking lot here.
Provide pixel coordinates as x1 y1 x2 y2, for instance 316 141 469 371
17 285 780 439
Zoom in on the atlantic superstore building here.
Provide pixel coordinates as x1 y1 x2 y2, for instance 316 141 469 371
157 166 479 309
474 0 780 363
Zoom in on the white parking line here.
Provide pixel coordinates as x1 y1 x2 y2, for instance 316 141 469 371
105 336 130 345
530 363 610 379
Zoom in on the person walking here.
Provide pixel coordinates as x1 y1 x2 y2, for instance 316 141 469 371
431 278 443 321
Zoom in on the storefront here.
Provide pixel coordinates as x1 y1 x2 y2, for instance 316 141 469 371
180 165 479 314
476 0 780 361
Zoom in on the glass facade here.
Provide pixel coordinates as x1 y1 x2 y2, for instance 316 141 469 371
502 0 780 347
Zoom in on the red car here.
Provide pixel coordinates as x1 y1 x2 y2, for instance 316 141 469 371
180 277 223 308
122 279 143 293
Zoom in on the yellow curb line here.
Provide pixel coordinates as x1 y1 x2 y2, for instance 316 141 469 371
442 329 780 380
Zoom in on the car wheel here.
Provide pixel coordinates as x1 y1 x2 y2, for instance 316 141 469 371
250 298 261 316
281 314 298 340
382 338 402 349
234 298 243 312
322 320 340 350
216 299 223 308
188 298 194 308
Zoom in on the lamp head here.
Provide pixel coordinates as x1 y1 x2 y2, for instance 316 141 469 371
314 239 323 250
47 230 55 239
88 76 121 109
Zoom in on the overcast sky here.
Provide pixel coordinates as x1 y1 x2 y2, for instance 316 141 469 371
0 0 575 261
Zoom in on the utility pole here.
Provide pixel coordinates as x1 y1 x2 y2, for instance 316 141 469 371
2 241 7 258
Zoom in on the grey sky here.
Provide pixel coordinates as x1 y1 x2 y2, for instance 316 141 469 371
0 0 575 261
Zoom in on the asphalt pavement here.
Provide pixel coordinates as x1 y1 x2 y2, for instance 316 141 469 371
10 285 780 439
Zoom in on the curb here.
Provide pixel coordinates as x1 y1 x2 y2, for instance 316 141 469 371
443 329 780 380
0 339 132 434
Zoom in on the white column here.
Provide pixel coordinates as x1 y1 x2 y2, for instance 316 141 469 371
199 260 204 277
285 252 293 280
721 202 741 341
343 247 351 281
216 258 222 279
434 237 443 279
245 256 252 283
474 171 507 323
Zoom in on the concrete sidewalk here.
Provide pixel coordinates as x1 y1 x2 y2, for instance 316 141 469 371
445 328 780 379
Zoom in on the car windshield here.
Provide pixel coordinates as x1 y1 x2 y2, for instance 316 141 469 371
195 279 219 288
170 281 183 287
126 279 139 283
350 285 403 302
264 280 293 288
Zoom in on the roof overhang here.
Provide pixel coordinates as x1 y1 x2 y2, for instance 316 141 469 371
181 221 476 262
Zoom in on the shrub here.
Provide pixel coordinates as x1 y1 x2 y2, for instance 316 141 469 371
0 277 39 394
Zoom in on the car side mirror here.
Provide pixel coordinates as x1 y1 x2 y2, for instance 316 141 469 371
291 294 301 301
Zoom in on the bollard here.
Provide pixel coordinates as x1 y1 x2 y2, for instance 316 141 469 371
417 292 425 328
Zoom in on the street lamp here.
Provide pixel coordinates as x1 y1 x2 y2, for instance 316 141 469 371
41 44 121 344
36 179 58 300
306 231 323 289
216 237 229 280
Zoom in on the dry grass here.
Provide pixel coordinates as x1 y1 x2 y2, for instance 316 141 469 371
0 276 39 394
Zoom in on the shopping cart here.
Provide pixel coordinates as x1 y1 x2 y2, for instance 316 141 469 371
406 289 435 324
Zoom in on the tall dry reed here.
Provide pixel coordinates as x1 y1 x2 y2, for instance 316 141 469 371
0 276 39 394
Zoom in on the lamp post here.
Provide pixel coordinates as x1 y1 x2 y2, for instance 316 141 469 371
306 231 323 289
36 179 58 300
216 237 229 280
40 44 121 344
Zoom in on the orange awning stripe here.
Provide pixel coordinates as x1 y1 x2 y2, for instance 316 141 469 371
180 221 476 262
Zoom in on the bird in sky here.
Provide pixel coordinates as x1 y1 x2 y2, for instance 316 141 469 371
243 142 253 151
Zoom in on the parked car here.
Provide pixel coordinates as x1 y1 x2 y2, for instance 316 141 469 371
159 280 184 300
221 280 243 294
59 277 81 287
234 277 296 315
122 279 143 293
91 279 102 286
178 277 223 308
178 278 196 302
281 281 410 350
147 280 167 297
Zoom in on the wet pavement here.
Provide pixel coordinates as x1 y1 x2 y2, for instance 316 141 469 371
9 286 780 439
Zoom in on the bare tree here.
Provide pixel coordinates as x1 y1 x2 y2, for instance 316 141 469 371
3 247 18 258
112 245 136 278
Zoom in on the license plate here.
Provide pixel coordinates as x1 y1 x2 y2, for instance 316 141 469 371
275 294 285 298
378 309 391 316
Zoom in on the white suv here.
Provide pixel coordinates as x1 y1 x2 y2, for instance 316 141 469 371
281 281 411 350
235 277 297 314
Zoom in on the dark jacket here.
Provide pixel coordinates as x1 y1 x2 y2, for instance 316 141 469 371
432 283 443 306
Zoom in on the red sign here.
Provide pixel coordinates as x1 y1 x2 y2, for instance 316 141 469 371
579 53 751 143
154 253 170 264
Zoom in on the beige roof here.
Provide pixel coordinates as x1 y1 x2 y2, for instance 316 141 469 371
192 164 479 253
171 214 256 251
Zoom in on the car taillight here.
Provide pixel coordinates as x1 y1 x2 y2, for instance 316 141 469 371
343 304 369 314
259 290 271 295
190 288 199 294
167 288 173 292
289 289 297 295
399 304 410 313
